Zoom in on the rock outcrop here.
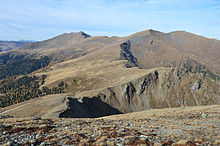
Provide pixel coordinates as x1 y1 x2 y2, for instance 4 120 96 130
60 68 220 117
98 68 219 113
120 41 139 68
1 29 220 119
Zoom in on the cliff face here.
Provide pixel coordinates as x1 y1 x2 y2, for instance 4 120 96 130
1 30 220 119
120 41 139 68
61 68 220 117
97 68 219 113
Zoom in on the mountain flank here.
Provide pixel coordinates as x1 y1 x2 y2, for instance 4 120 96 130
0 29 219 118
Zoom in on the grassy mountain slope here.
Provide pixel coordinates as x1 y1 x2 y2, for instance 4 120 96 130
0 29 220 118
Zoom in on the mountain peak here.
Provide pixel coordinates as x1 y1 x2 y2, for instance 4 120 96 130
127 29 163 38
146 29 163 35
72 31 91 38
148 29 156 33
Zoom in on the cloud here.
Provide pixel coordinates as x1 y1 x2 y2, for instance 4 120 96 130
0 0 220 40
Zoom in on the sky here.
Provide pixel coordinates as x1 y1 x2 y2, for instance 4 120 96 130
0 0 220 41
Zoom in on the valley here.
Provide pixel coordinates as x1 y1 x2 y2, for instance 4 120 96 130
0 29 220 145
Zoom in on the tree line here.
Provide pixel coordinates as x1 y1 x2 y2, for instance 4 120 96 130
0 75 68 107
0 55 50 80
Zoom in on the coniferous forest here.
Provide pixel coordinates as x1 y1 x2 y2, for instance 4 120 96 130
0 56 50 80
0 75 67 107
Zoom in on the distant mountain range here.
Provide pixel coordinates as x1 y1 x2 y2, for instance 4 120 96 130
0 29 219 118
0 40 32 52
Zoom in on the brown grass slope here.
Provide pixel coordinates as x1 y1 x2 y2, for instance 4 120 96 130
16 31 121 63
0 29 220 118
123 29 220 73
3 29 220 73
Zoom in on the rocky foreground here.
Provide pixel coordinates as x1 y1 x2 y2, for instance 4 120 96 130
0 105 220 145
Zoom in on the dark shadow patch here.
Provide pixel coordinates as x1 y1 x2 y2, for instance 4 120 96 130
59 97 122 118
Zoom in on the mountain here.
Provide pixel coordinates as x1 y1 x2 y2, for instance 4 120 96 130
0 40 31 52
122 29 220 72
0 29 219 118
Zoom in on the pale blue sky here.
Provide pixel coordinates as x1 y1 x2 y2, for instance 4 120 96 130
0 0 220 41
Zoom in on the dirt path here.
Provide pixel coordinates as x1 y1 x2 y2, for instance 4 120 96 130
0 101 32 114
95 76 111 85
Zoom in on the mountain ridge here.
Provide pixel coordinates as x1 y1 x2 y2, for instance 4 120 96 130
0 40 31 52
9 29 220 74
0 29 219 119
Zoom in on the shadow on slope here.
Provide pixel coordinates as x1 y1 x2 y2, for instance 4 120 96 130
59 97 122 118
